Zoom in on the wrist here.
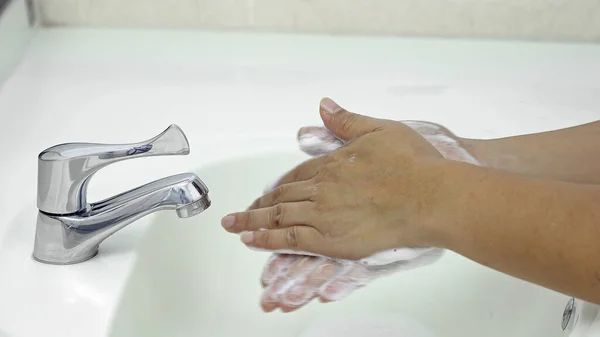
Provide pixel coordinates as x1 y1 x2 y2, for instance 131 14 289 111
422 159 488 251
460 137 525 173
457 137 494 167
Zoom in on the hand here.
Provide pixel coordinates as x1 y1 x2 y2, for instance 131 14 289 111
221 97 451 260
294 121 479 166
256 117 476 312
259 249 444 312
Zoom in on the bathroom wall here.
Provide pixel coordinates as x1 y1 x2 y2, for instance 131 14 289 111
35 0 600 42
0 0 35 89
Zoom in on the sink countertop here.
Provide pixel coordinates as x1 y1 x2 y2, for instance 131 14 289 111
0 28 599 337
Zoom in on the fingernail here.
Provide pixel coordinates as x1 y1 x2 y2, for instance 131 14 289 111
320 97 343 115
241 232 254 244
221 215 235 229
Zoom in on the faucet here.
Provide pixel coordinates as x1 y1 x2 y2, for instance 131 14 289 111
32 125 211 265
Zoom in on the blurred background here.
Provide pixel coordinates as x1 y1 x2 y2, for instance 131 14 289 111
23 0 600 41
2 0 600 88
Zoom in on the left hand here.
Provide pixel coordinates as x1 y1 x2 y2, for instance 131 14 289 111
221 97 450 260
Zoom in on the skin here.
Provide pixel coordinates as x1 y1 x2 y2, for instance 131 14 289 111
466 121 600 184
259 122 472 313
221 97 600 304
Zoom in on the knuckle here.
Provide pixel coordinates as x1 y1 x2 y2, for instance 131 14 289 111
270 204 284 228
313 167 326 182
259 231 271 248
314 199 331 213
327 148 348 163
309 182 320 202
272 185 285 204
325 151 340 163
318 164 338 181
292 160 312 180
288 164 309 182
341 114 357 134
290 167 303 182
286 227 299 248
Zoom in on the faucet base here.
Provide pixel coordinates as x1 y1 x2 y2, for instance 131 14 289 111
32 211 102 265
32 249 98 265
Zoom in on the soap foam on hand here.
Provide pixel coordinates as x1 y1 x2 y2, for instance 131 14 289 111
257 121 479 311
261 248 444 309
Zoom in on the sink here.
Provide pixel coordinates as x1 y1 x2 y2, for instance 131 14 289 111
108 151 571 337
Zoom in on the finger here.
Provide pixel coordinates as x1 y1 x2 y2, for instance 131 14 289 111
254 157 326 209
240 226 324 253
281 258 342 308
261 254 295 287
276 256 321 308
278 291 317 312
305 259 344 289
319 97 388 141
262 156 325 193
249 180 315 210
285 256 322 280
261 297 278 312
319 263 373 301
261 256 327 312
260 277 289 312
279 302 312 313
261 266 309 312
223 202 313 233
297 126 344 156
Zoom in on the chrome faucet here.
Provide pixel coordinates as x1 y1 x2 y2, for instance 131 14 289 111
32 125 211 264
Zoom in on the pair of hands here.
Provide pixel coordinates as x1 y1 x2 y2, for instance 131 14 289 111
222 98 479 312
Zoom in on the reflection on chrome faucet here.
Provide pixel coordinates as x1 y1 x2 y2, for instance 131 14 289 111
33 125 211 264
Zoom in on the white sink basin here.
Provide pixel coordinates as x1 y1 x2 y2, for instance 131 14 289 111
108 151 571 337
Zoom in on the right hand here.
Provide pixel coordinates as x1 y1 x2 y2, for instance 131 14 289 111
260 120 480 312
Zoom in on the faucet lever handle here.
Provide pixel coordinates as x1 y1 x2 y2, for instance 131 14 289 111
37 124 190 215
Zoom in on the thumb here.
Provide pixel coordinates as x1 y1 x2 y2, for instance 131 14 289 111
319 97 386 141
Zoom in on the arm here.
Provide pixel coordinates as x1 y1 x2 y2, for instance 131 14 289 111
223 98 600 305
437 161 600 303
464 121 600 184
308 119 600 301
297 120 600 183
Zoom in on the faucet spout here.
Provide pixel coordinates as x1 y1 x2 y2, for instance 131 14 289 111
33 173 210 265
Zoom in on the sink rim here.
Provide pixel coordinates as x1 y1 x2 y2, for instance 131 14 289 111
107 150 573 337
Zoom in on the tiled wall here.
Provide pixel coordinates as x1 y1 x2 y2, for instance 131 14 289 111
36 0 600 42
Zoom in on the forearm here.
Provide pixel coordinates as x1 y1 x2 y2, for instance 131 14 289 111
436 162 600 303
463 121 600 184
